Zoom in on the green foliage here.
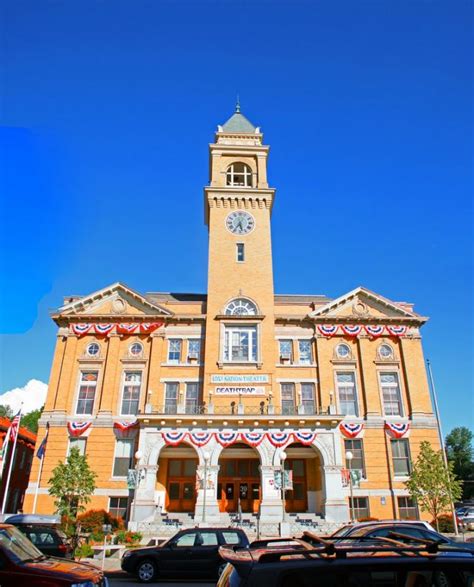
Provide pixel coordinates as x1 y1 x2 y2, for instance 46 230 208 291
0 405 13 419
405 441 462 531
48 447 97 533
21 408 43 434
77 509 124 535
432 514 455 533
75 542 94 560
446 426 474 500
115 529 142 545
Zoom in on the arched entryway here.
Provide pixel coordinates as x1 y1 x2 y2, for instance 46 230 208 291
157 442 199 513
280 442 324 515
217 443 261 514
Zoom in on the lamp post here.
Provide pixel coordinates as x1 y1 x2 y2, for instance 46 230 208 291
202 451 210 523
131 450 143 527
280 451 287 522
345 450 354 522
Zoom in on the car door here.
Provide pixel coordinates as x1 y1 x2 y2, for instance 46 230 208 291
190 531 221 579
158 531 199 578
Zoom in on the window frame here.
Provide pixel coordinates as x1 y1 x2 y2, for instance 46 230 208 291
236 243 245 263
86 342 100 357
120 370 142 416
391 439 412 477
223 324 259 363
68 437 87 457
224 298 258 316
226 162 253 188
112 438 135 478
335 371 359 417
281 382 296 415
379 370 404 417
187 339 201 361
298 339 313 365
164 382 179 414
75 370 99 416
397 496 419 520
344 438 366 478
168 339 182 364
279 339 293 362
109 496 129 521
335 343 352 360
129 342 143 357
349 496 370 520
185 382 199 414
301 382 316 414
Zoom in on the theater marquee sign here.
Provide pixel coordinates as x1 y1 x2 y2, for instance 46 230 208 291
211 374 269 383
214 386 266 396
211 374 269 396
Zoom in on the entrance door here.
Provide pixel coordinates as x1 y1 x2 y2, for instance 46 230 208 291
218 459 261 513
284 459 307 512
167 458 198 512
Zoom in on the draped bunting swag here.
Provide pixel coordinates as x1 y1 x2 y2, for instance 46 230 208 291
161 431 317 447
317 324 408 338
339 422 364 439
67 421 92 437
70 322 163 337
384 421 410 438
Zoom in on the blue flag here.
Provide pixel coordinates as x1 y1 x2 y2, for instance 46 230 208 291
36 428 49 460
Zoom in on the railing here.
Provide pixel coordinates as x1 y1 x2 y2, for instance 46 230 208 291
143 404 332 417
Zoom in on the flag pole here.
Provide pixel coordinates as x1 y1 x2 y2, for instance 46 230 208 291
0 429 11 480
32 452 45 515
1 407 22 514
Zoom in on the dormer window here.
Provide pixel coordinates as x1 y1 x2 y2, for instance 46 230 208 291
225 298 257 316
226 163 253 187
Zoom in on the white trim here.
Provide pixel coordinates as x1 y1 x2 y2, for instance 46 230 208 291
160 378 202 383
73 368 101 417
118 369 144 417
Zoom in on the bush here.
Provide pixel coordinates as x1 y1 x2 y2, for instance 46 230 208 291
77 509 124 535
75 543 94 560
115 530 142 545
432 514 455 533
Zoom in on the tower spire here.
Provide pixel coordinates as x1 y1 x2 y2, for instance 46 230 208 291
235 94 241 113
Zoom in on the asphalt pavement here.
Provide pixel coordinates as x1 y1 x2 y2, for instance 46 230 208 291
107 578 214 587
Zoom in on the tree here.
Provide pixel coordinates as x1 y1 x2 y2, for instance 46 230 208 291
48 448 97 533
21 408 43 434
405 441 462 531
0 405 13 419
446 427 474 500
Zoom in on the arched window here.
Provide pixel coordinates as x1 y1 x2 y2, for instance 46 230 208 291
378 343 394 360
224 298 258 316
226 163 253 187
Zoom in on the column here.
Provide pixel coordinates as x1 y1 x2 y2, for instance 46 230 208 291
54 335 78 415
44 331 68 412
194 464 220 523
132 464 159 526
323 465 350 523
97 334 121 418
259 465 284 522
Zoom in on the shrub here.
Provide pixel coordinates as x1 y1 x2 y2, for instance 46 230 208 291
75 543 94 560
77 509 124 535
115 530 142 545
432 514 455 533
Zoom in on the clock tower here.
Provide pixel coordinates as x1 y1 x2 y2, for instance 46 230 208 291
203 105 277 408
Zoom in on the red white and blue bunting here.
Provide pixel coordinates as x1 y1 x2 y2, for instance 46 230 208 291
113 420 139 437
339 422 364 439
384 421 410 439
67 421 92 438
317 324 409 339
188 432 212 446
268 432 291 447
163 431 187 446
241 432 265 447
293 431 317 445
216 431 240 447
70 322 163 337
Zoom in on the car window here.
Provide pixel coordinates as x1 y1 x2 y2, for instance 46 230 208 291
27 531 56 546
222 531 242 545
175 532 197 547
198 532 218 546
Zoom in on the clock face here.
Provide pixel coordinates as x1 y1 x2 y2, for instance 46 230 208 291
226 211 255 235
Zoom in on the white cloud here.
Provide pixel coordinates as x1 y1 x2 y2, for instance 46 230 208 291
0 379 48 414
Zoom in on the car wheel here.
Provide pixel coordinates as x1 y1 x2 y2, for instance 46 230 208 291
218 562 227 577
136 559 158 583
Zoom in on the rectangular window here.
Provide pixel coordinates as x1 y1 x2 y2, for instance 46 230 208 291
391 439 411 476
301 383 316 414
188 339 201 361
224 326 258 362
236 243 245 262
165 382 179 414
281 383 296 415
279 340 293 361
76 371 98 415
185 382 199 414
109 497 129 521
68 437 87 456
349 496 369 520
336 372 359 416
398 496 418 520
121 371 142 415
113 439 134 477
298 340 312 364
379 372 403 416
344 439 366 478
168 339 182 363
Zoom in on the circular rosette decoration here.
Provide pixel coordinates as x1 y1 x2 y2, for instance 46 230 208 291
268 431 291 447
293 431 317 445
216 431 240 447
188 432 212 446
241 432 264 447
163 430 187 446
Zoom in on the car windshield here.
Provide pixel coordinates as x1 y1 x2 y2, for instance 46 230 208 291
330 525 352 537
0 526 44 563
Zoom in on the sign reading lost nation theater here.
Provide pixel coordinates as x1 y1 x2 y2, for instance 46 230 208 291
211 374 269 383
214 386 266 396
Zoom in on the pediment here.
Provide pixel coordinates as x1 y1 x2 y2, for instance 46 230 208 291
57 282 173 317
308 287 425 322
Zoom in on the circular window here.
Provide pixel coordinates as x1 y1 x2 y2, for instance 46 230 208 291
129 342 143 357
225 298 258 316
86 343 100 357
336 343 351 359
379 344 394 359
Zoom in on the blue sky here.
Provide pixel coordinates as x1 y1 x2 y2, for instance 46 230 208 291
1 1 472 434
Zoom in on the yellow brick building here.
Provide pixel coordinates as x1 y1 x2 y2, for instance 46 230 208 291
24 106 440 530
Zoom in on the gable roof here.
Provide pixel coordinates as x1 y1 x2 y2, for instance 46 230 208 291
56 282 173 316
307 286 427 322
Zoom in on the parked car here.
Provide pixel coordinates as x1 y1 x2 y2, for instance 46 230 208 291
218 535 474 586
121 526 249 583
458 508 474 531
0 523 107 586
328 522 474 551
5 513 74 559
329 519 436 538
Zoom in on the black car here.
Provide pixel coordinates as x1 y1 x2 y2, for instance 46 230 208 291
5 514 74 559
218 536 474 586
121 526 249 582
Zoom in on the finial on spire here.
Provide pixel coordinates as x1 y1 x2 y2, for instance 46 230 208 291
235 94 241 113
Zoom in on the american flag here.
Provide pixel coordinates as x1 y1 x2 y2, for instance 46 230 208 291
7 410 21 445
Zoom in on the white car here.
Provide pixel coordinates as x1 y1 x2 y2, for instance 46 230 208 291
330 519 436 538
457 508 474 530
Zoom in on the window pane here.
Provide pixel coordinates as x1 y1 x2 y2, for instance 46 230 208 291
185 383 199 414
199 532 218 546
76 371 98 415
169 460 181 476
176 533 197 547
168 339 182 362
183 460 197 477
69 438 86 456
344 439 365 476
113 439 133 477
279 340 292 357
165 383 178 413
391 440 411 476
380 372 403 416
188 339 201 355
121 371 141 415
281 383 296 414
337 372 358 416
298 340 312 364
224 326 258 362
222 531 240 545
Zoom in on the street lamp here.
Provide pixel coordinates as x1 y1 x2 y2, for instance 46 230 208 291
202 451 210 523
131 450 143 526
345 450 354 522
280 451 287 522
